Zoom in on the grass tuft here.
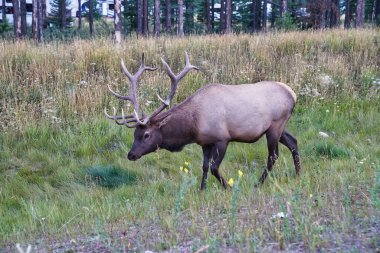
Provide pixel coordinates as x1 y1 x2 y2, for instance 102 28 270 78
315 141 351 159
85 165 138 188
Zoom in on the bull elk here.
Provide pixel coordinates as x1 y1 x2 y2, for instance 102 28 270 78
105 53 301 190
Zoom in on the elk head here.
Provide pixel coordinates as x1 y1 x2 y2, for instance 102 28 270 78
104 52 199 161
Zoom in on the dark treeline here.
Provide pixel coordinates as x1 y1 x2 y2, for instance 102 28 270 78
2 0 380 42
120 0 380 35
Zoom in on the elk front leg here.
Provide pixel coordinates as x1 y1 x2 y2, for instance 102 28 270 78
200 142 228 190
210 141 228 188
201 145 212 191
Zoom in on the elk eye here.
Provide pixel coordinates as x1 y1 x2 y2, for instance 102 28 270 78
143 133 150 140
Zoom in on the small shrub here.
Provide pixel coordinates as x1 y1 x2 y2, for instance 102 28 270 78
0 18 12 34
277 13 297 31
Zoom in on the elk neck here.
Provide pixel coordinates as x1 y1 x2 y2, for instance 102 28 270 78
154 104 197 152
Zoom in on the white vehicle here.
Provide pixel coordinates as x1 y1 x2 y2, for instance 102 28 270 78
0 0 33 25
1 0 120 25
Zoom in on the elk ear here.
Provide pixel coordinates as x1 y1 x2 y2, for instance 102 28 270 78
158 114 171 129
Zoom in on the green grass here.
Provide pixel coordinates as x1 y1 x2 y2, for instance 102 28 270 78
0 30 380 251
1 99 379 252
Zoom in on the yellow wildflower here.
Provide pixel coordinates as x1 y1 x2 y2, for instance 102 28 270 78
184 161 190 166
238 170 243 178
184 168 189 174
180 166 183 171
228 178 234 187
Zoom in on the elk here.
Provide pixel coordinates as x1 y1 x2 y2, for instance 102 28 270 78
105 53 301 190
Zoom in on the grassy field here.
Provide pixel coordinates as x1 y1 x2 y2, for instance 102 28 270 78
0 29 379 252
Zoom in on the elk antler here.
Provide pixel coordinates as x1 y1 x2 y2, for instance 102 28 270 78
143 51 199 122
104 53 157 128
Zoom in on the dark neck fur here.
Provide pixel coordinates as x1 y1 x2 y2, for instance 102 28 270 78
156 104 197 152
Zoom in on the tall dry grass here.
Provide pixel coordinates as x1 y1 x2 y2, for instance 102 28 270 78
0 29 379 131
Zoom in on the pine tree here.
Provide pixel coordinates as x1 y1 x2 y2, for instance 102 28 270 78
88 0 93 35
37 0 43 44
33 0 38 39
77 0 81 31
114 0 121 43
225 0 231 34
178 0 184 36
1 0 5 23
344 0 351 29
20 0 27 35
356 0 365 27
165 0 172 33
153 0 160 36
137 0 143 36
206 0 211 33
47 0 72 28
13 0 22 39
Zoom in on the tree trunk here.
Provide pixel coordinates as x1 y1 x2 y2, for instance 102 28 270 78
153 0 160 36
78 0 82 31
330 0 340 28
20 0 27 36
89 0 93 36
270 1 276 28
356 0 365 28
137 0 143 36
211 0 214 30
262 0 267 32
60 0 66 29
281 0 287 17
344 0 350 29
206 0 211 33
219 0 225 33
13 0 22 40
42 0 46 28
320 10 326 29
2 0 5 24
178 0 184 36
122 0 127 35
114 0 121 43
165 0 171 33
185 0 194 33
33 0 38 40
376 0 380 25
143 0 148 35
225 0 231 34
252 0 259 32
372 0 377 25
37 0 43 44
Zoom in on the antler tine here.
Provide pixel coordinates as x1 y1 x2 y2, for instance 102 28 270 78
104 107 142 128
107 85 132 101
146 52 199 121
177 51 200 80
163 52 199 104
120 59 133 81
104 107 128 125
106 53 157 127
160 57 176 82
135 53 158 79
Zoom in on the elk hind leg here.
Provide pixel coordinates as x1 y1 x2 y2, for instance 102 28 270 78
259 129 281 185
280 130 301 176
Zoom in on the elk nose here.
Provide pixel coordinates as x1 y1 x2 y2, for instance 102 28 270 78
127 152 137 161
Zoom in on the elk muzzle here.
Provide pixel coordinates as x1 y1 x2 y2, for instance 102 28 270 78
127 151 141 161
